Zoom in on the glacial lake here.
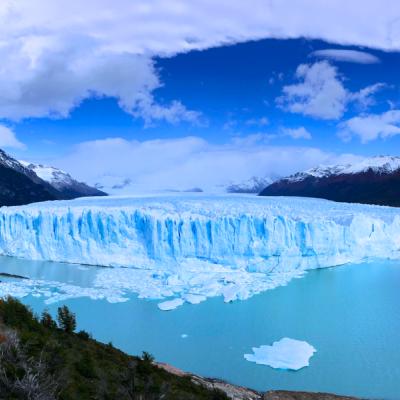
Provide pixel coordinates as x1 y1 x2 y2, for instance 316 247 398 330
1 256 400 399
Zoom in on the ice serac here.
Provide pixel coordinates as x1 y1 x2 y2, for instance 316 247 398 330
0 194 399 273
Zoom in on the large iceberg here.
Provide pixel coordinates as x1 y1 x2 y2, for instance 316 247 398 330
0 194 399 307
244 338 316 370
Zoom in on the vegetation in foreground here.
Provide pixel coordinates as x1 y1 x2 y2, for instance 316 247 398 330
0 297 363 400
0 297 228 400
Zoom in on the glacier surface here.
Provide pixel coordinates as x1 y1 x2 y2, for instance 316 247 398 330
0 194 399 308
244 338 316 370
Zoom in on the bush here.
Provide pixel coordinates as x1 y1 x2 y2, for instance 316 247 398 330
0 296 36 330
75 351 97 379
77 330 91 340
0 328 59 399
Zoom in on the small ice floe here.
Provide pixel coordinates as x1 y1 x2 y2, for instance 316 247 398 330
182 293 207 305
181 334 188 339
244 337 316 370
157 298 184 311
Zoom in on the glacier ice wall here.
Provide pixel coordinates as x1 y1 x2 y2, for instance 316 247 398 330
0 194 399 273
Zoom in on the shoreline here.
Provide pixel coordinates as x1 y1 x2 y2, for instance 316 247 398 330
156 362 361 400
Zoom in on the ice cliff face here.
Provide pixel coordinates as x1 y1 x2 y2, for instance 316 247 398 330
0 194 400 308
0 195 399 272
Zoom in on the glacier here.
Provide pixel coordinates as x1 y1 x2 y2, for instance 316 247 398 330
0 194 399 308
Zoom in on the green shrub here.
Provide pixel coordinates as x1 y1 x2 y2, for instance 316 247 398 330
75 351 97 379
76 330 91 340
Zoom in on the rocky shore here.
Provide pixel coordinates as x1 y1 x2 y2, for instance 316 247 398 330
157 362 361 400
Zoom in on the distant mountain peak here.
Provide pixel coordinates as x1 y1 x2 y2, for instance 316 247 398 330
285 156 400 183
0 150 58 206
260 155 400 207
226 176 274 194
20 161 107 199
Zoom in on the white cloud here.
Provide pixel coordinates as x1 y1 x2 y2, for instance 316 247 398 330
311 49 380 64
1 1 400 122
230 133 276 146
245 117 269 127
49 135 358 193
0 125 25 149
277 61 348 119
339 110 400 143
281 127 312 139
4 1 400 55
277 61 385 120
0 41 202 124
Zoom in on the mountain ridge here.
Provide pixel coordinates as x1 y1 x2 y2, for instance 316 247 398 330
0 149 106 207
20 161 107 199
260 155 400 207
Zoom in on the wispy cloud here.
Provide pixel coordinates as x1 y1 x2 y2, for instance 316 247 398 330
311 49 380 64
348 83 386 110
245 117 269 127
281 126 312 140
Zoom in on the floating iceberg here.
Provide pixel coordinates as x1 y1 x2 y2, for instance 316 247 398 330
0 194 399 308
244 338 316 370
158 298 185 311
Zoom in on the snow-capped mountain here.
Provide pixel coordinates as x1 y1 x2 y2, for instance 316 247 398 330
20 161 107 199
0 148 108 206
0 149 60 206
280 156 400 182
226 176 274 194
260 156 400 207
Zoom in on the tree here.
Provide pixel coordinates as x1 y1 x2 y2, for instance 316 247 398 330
142 351 154 364
57 305 76 333
137 351 155 377
40 310 57 329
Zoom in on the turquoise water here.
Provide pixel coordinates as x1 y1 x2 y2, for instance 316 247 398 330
1 257 400 399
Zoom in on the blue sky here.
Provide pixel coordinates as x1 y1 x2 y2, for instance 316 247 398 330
13 39 400 158
156 39 400 150
2 1 400 192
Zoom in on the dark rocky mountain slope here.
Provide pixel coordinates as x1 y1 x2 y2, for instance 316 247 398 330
20 161 107 199
260 156 400 207
0 149 106 207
